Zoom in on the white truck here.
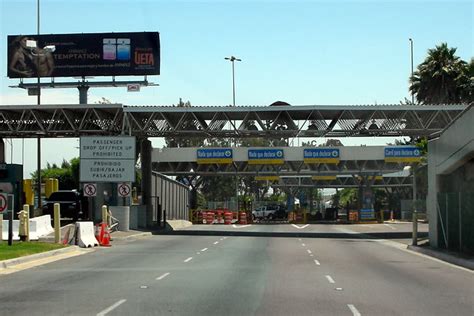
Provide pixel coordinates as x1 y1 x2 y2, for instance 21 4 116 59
252 205 284 220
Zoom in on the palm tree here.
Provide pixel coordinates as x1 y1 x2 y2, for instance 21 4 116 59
409 43 469 104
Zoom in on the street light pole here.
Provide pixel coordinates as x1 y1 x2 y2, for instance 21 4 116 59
36 0 42 211
225 56 241 107
225 56 241 211
409 38 414 104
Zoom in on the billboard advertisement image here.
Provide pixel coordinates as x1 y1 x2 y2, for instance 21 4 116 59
7 32 160 78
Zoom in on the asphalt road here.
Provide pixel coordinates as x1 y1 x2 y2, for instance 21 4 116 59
0 225 472 316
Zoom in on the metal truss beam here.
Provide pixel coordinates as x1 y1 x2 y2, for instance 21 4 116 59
0 103 467 138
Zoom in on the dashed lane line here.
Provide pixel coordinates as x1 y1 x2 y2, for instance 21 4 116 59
325 275 335 284
307 249 312 254
314 259 320 266
156 272 170 280
213 241 219 245
201 248 208 252
184 257 193 263
97 299 127 316
347 304 361 316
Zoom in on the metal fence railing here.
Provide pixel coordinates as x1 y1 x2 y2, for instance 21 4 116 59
437 192 474 254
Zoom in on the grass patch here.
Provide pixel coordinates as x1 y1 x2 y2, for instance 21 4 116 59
0 242 66 261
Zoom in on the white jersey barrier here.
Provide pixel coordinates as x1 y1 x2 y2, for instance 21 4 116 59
76 222 99 248
1 215 54 241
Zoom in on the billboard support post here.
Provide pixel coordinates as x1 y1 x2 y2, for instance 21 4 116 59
78 84 89 104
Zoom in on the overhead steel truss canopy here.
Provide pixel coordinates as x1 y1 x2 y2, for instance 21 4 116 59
152 146 416 177
153 159 410 177
272 174 414 189
0 103 468 138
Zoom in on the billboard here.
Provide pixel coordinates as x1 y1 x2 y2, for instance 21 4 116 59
7 32 160 78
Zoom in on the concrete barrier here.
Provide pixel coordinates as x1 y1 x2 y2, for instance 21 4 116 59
1 215 54 241
31 215 54 238
110 206 130 231
76 222 99 248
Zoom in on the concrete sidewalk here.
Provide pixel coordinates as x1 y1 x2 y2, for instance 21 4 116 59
408 244 474 271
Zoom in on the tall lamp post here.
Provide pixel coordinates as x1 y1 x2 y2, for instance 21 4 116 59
225 56 241 211
224 56 241 107
409 38 414 104
36 0 42 211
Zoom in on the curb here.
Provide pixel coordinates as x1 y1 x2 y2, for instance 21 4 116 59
0 245 85 269
111 232 153 240
407 245 474 270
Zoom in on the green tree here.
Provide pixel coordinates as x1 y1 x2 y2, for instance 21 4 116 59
31 157 80 190
410 43 472 104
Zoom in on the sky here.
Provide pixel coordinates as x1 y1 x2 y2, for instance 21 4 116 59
0 0 472 177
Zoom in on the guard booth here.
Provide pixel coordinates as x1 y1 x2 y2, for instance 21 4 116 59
0 163 23 217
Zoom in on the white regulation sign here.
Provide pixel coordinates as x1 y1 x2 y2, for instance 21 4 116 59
80 136 136 183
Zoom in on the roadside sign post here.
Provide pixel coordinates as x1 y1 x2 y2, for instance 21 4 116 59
117 183 131 206
0 193 13 246
83 183 97 220
0 213 3 244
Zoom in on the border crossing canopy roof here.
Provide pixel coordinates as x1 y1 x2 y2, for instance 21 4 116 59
0 103 467 138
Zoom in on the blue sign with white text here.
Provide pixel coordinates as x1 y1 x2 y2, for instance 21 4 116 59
303 148 340 163
384 146 421 162
248 149 284 164
197 148 233 164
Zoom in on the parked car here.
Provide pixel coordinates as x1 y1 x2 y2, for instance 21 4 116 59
42 190 84 221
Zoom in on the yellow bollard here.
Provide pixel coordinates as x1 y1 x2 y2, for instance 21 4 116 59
18 206 29 242
54 203 61 243
24 205 30 242
53 178 59 193
102 205 108 224
23 179 34 206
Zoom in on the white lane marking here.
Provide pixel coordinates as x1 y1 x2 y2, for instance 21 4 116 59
384 223 396 230
197 252 201 255
347 304 361 316
310 254 314 257
291 224 309 229
184 257 193 263
307 249 312 254
301 243 306 247
314 259 320 266
156 272 170 280
220 238 224 241
97 299 127 316
298 238 302 241
223 237 227 239
213 241 219 245
325 275 335 284
232 224 252 228
201 248 208 252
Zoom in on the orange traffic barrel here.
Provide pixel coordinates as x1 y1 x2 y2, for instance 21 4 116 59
207 211 215 225
224 212 232 225
217 210 224 224
239 212 247 225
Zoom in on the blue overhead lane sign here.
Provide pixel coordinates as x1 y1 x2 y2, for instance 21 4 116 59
384 146 421 162
197 148 233 164
304 148 340 164
248 149 284 165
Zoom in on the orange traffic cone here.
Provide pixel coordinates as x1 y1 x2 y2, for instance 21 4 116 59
99 224 112 247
